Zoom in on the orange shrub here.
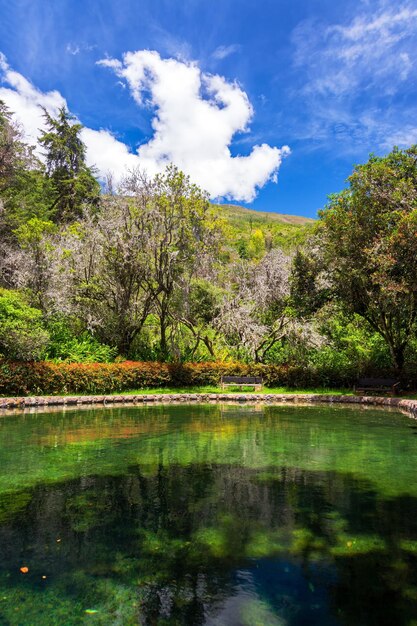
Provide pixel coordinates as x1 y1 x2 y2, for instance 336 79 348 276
0 359 361 396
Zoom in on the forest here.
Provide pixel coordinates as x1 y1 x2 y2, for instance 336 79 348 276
1 101 417 389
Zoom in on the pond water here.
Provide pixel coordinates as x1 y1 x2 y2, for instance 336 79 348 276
0 403 416 625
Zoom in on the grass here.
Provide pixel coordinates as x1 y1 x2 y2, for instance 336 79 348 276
110 386 354 396
4 387 417 399
2 386 352 398
111 386 417 400
214 203 315 226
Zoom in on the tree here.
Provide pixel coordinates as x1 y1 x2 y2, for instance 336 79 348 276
290 247 330 317
121 165 223 359
0 101 50 231
11 218 57 312
52 199 153 357
314 146 417 371
39 107 100 222
52 166 223 359
0 100 24 193
216 249 293 362
170 278 224 359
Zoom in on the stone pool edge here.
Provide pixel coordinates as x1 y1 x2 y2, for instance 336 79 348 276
0 393 416 417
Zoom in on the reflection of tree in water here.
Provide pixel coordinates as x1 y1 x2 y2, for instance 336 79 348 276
0 464 417 625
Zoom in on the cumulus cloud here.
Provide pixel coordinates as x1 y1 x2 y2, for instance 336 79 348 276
80 127 141 173
98 50 288 201
0 52 65 146
0 50 288 201
0 53 138 177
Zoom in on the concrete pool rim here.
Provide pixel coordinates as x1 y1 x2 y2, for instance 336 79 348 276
0 393 416 418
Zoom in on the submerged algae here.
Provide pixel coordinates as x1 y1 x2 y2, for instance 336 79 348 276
0 404 416 625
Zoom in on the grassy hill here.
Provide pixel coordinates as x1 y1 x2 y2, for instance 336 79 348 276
213 203 315 255
215 203 315 226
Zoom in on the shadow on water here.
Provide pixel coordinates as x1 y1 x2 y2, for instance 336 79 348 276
0 466 416 625
0 404 416 624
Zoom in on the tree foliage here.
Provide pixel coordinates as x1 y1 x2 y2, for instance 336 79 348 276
0 101 51 230
314 147 417 371
39 107 100 222
1 98 417 377
49 166 223 358
0 100 25 194
0 288 49 360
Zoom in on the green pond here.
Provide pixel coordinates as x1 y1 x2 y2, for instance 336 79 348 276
0 403 416 625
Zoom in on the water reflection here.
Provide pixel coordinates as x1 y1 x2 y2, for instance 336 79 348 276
0 404 416 624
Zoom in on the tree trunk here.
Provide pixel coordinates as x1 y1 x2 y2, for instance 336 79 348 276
117 332 132 359
390 343 405 373
159 311 168 360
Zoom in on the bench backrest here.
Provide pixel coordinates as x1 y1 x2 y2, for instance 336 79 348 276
221 375 263 384
357 378 399 387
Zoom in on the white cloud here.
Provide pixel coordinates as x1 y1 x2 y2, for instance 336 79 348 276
212 44 241 61
80 127 141 174
293 5 417 97
0 53 140 177
66 43 97 56
66 43 80 56
383 126 417 149
289 3 417 151
98 50 288 201
0 51 288 202
0 52 65 147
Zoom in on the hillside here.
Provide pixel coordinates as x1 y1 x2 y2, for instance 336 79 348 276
213 203 315 254
214 203 315 226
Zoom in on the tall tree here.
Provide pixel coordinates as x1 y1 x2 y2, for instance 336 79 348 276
0 100 22 193
50 199 153 356
312 146 417 371
122 165 222 359
39 107 100 222
0 101 49 224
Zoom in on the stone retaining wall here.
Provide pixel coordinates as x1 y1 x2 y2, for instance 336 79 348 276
0 393 416 418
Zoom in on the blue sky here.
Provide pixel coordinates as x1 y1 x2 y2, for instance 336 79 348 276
1 0 417 218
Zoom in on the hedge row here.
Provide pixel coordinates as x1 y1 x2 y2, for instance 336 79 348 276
1 360 415 396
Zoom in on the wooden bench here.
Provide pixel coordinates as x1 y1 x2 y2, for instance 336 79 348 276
355 378 401 396
221 375 263 390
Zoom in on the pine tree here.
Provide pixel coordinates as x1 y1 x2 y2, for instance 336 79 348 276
39 107 100 222
0 100 26 193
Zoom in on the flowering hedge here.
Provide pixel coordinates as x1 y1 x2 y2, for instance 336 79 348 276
0 359 362 396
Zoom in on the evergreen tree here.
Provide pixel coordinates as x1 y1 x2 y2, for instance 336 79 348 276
0 100 18 192
0 100 32 195
39 107 100 222
0 101 51 239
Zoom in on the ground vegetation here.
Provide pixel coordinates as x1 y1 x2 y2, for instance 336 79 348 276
0 101 416 387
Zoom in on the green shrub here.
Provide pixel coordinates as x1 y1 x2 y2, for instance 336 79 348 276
46 317 117 363
0 289 49 361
